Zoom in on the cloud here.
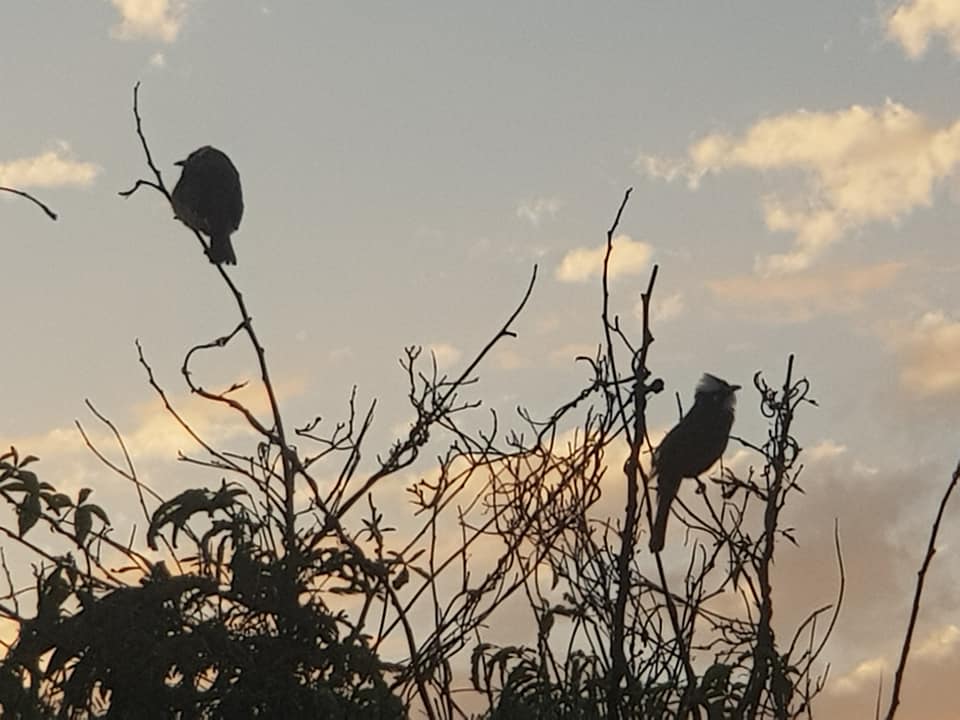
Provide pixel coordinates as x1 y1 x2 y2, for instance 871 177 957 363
11 372 307 468
0 144 99 188
556 234 653 283
806 439 848 463
638 291 685 324
326 346 354 364
708 262 904 322
490 347 531 370
427 342 462 368
831 655 888 695
916 624 960 660
827 624 960 706
887 0 960 57
548 343 599 367
110 0 186 43
638 101 960 273
895 311 960 396
516 196 560 227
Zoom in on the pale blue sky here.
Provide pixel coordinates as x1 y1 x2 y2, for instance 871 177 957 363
3 2 960 716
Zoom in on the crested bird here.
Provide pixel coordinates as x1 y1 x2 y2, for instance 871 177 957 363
171 146 244 265
649 374 740 553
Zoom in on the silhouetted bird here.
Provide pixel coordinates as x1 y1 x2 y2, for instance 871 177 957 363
171 146 243 265
649 374 740 553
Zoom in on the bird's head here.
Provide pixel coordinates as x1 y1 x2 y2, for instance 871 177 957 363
174 145 215 168
694 373 740 412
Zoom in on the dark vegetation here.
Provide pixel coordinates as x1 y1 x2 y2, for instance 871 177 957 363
0 86 956 719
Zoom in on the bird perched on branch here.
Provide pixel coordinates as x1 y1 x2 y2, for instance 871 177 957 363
649 374 740 553
171 146 244 265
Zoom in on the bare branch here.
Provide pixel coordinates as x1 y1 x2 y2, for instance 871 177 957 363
884 460 960 720
0 186 58 220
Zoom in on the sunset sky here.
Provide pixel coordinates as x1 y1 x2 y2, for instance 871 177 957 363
3 2 960 717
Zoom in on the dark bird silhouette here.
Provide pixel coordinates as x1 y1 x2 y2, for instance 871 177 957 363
171 146 243 265
649 374 740 553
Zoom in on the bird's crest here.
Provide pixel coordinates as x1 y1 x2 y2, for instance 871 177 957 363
696 374 740 410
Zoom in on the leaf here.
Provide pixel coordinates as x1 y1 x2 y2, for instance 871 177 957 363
538 609 554 637
392 566 409 590
75 507 93 546
17 470 40 493
78 487 93 505
702 662 731 694
18 493 42 536
87 504 110 526
44 492 73 512
40 568 71 613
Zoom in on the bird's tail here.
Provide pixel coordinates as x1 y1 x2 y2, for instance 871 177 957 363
649 472 680 553
208 233 237 265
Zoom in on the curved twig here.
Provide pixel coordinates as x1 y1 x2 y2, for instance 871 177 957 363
0 186 58 220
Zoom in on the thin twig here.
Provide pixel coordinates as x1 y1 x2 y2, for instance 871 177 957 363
0 186 58 220
884 460 960 720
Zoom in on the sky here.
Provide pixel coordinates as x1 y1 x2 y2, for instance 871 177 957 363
2 1 960 717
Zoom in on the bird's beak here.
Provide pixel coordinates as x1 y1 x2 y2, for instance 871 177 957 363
731 384 742 392
174 159 185 167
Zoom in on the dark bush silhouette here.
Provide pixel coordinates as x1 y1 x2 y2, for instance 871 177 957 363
1 86 955 720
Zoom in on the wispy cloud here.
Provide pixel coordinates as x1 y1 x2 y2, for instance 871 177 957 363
893 310 960 396
427 342 462 369
516 196 561 227
806 439 848 463
0 143 99 188
556 234 653 283
110 0 187 43
887 0 960 57
708 262 904 322
831 656 888 695
490 347 531 370
549 343 599 367
639 291 685 325
638 100 960 273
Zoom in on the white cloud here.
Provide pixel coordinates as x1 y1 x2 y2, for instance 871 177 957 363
556 234 653 283
831 656 888 695
708 262 904 322
516 196 560 227
896 311 960 396
8 374 309 496
490 347 531 370
549 343 599 367
915 624 960 660
888 0 960 57
327 346 354 364
0 144 100 188
807 439 848 462
638 100 960 273
639 291 685 324
427 342 462 368
149 52 167 67
110 0 186 43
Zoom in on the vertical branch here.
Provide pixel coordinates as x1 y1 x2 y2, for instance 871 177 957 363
884 460 960 720
742 354 796 719
216 267 301 549
603 188 634 720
